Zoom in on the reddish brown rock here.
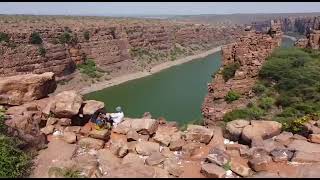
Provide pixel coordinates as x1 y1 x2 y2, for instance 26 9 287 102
51 90 83 118
309 134 320 144
201 163 226 178
0 72 56 105
82 100 105 115
185 125 214 144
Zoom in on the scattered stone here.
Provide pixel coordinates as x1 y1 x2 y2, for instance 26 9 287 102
249 171 280 178
145 152 165 166
248 153 272 172
274 131 293 146
126 129 140 141
161 147 175 158
122 153 145 165
112 120 132 134
185 125 214 144
270 148 294 162
169 139 185 151
63 131 77 144
135 141 160 156
207 148 230 166
230 156 252 177
163 158 184 177
80 122 92 135
89 129 109 140
78 137 104 150
153 126 178 146
58 118 72 126
182 142 204 157
82 100 104 115
64 126 81 133
46 117 58 126
40 125 55 135
201 163 226 178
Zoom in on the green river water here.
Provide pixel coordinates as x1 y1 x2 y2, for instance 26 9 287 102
85 37 295 125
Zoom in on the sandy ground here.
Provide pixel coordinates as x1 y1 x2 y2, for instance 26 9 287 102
79 46 222 95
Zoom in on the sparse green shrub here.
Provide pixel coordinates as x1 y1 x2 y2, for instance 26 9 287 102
222 161 232 171
59 32 71 44
223 106 265 122
77 59 102 78
258 97 275 110
29 32 42 44
0 135 31 178
253 83 267 95
83 31 90 41
221 62 240 81
48 167 83 178
225 90 240 103
0 32 10 43
38 46 46 57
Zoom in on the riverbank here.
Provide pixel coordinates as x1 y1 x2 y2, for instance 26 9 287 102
79 46 222 95
283 34 297 41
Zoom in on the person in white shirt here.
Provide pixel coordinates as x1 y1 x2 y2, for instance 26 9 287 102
107 106 124 128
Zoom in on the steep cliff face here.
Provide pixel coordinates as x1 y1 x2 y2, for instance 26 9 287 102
252 16 320 35
201 20 283 126
0 17 245 78
295 29 320 50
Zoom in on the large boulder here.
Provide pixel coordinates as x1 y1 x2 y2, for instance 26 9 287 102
185 125 214 144
201 163 226 178
135 141 160 156
241 120 282 143
153 125 181 146
287 139 320 153
131 118 159 135
51 90 83 118
97 149 121 176
0 72 56 105
82 100 105 115
78 137 105 150
225 119 250 141
291 151 320 163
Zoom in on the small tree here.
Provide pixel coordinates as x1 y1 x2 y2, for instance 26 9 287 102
29 32 43 44
59 32 71 44
38 46 46 57
84 31 90 41
0 32 10 43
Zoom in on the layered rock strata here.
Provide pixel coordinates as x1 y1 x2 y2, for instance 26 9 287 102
201 20 283 126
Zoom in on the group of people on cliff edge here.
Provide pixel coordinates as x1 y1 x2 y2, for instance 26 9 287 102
91 106 124 130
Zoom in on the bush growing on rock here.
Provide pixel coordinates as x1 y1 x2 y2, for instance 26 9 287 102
59 32 72 44
29 32 43 44
223 106 265 122
77 59 102 78
84 31 90 41
258 97 275 110
221 62 240 81
38 46 46 57
0 32 10 43
225 90 240 103
252 48 320 132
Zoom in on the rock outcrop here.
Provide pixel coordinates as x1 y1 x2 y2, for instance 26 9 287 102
201 20 283 125
0 72 56 105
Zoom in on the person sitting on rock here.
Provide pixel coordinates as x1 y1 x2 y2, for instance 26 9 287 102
106 106 124 128
95 113 105 130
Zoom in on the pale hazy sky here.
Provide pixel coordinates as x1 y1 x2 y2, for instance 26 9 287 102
0 2 320 16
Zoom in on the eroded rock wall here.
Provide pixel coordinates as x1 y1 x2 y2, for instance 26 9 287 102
0 18 245 78
201 20 283 126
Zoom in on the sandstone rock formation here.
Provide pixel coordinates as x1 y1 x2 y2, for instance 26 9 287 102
0 16 245 79
201 20 283 125
0 72 56 105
